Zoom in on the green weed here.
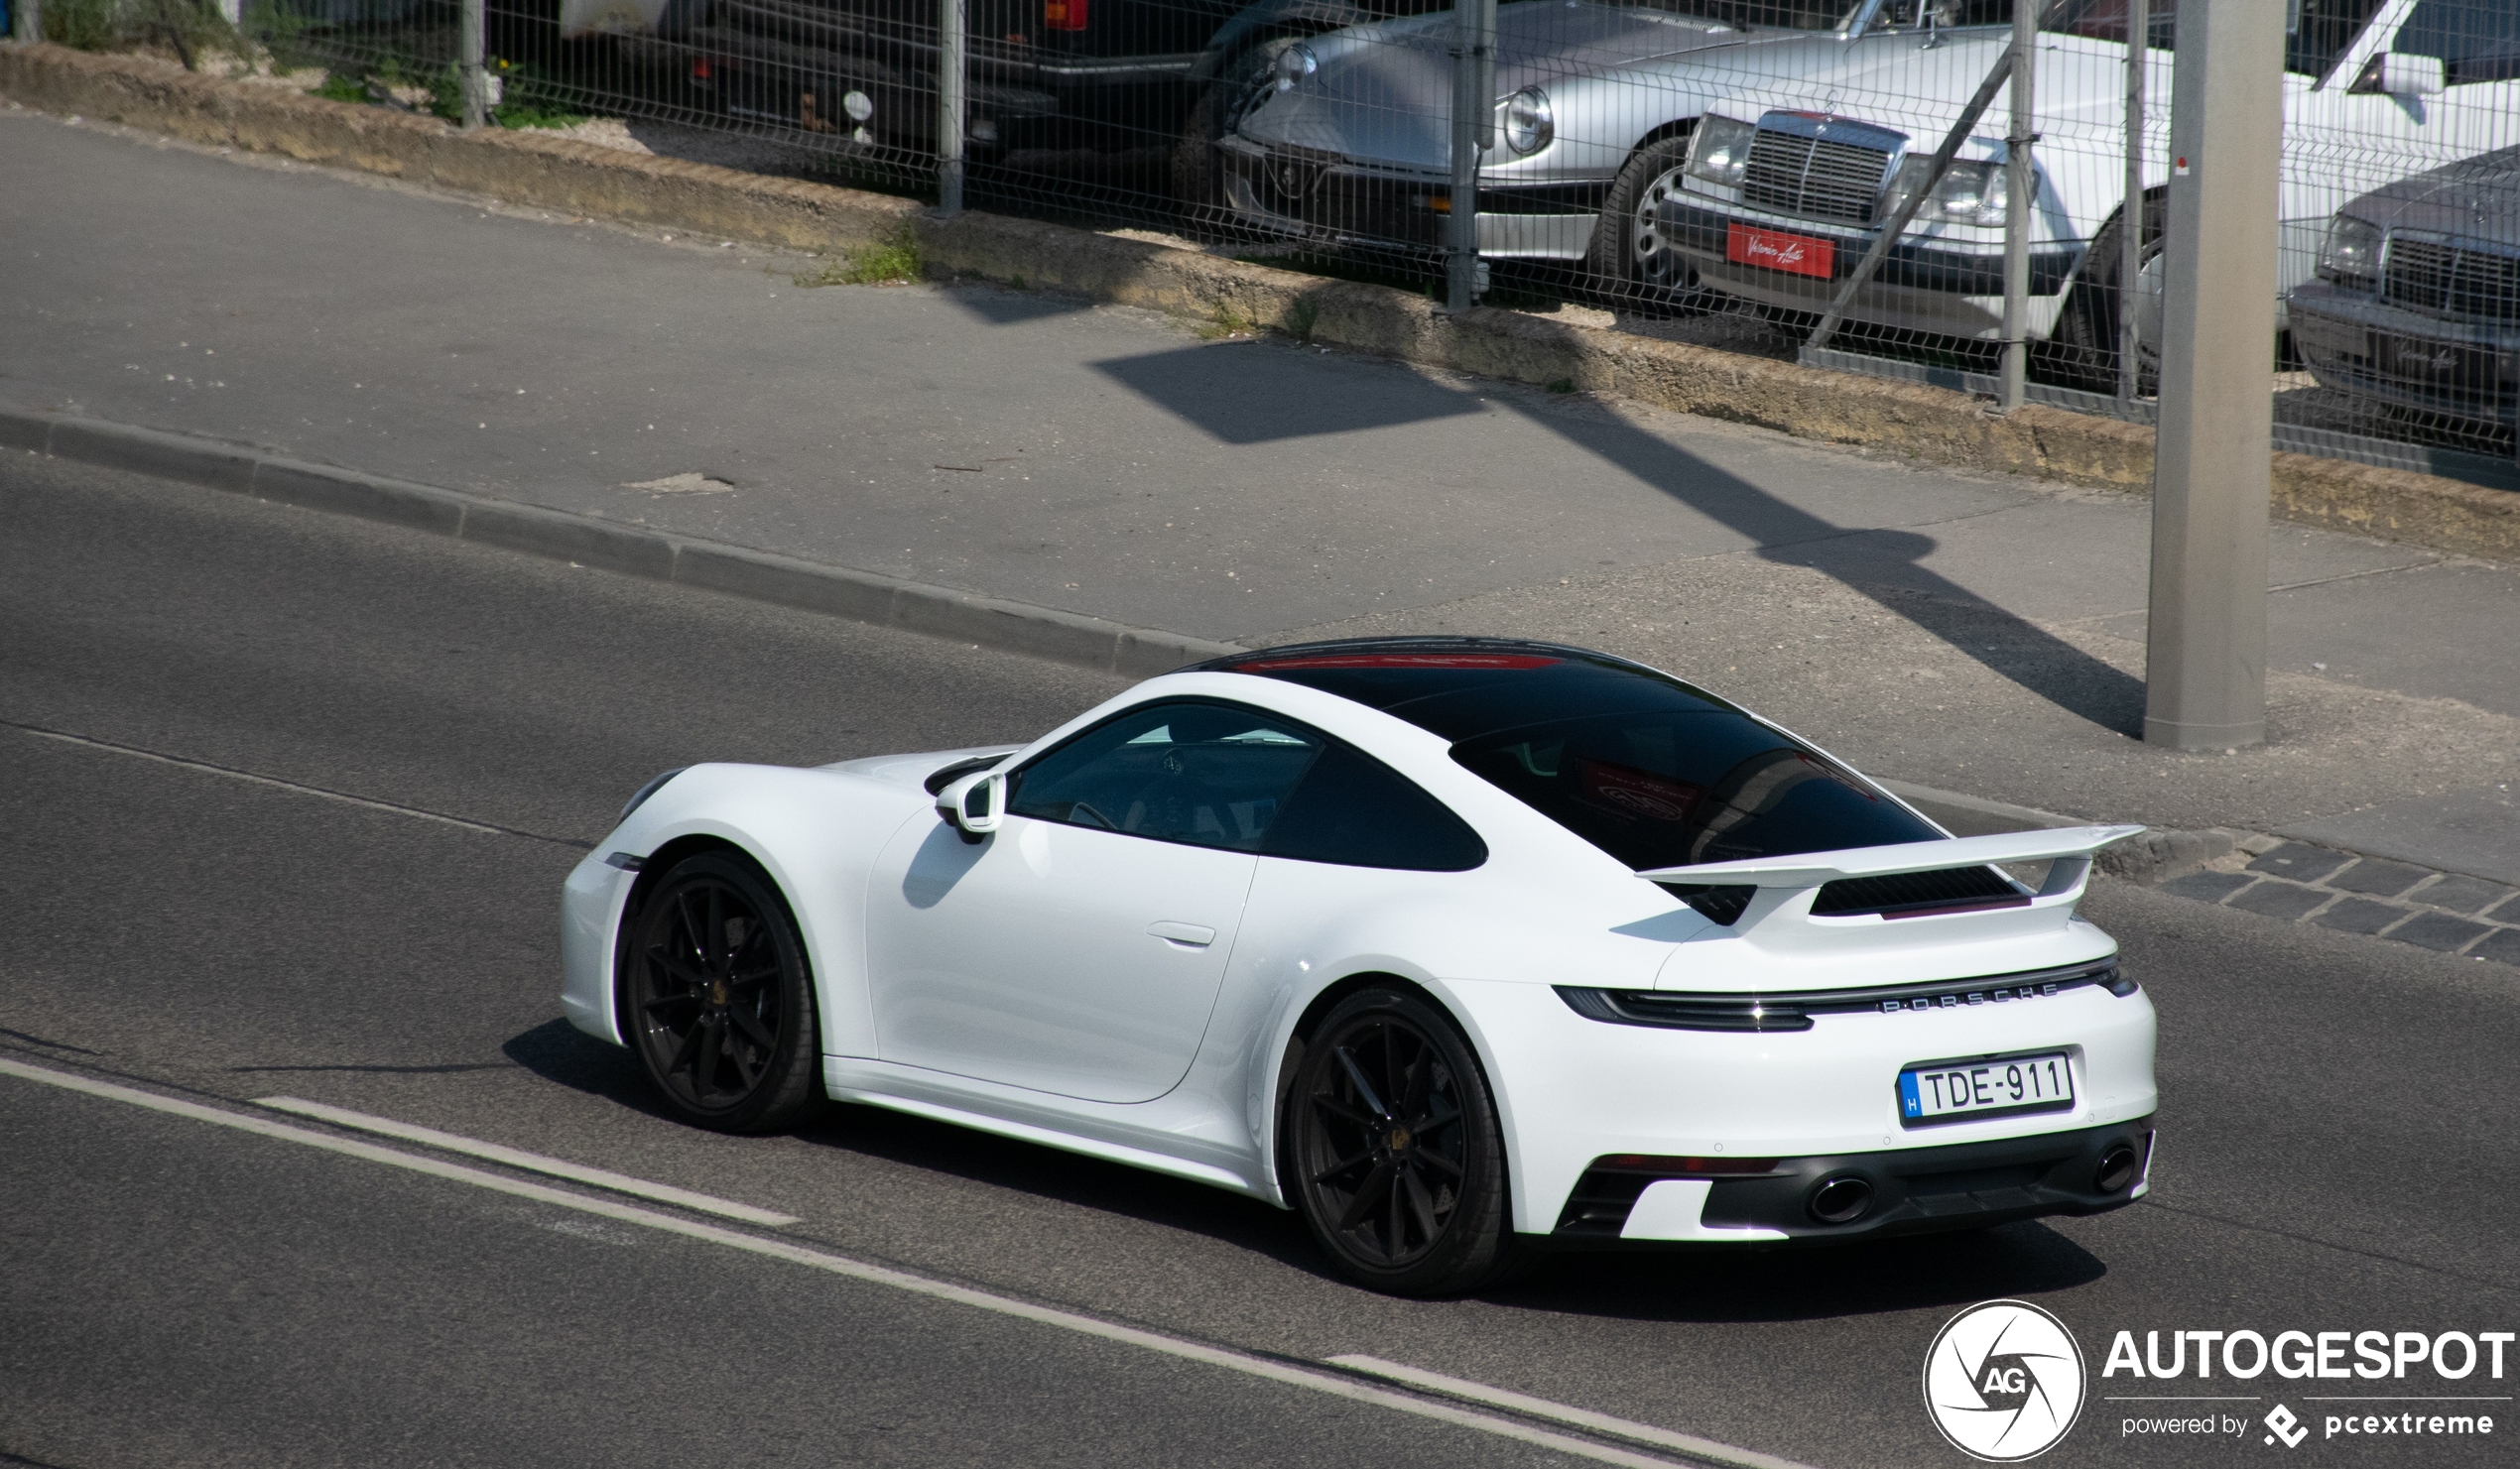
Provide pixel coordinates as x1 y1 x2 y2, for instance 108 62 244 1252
793 232 924 287
1284 296 1320 346
1546 378 1575 394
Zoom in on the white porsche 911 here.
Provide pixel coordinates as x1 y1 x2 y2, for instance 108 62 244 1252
561 638 2158 1295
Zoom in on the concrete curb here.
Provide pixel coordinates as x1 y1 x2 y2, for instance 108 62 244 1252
6 42 2516 563
2 406 1242 677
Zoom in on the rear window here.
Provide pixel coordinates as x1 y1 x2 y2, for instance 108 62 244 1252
1222 646 1938 870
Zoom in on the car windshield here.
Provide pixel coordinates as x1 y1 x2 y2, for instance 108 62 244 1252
2040 0 2177 47
1855 0 2177 43
2394 0 2520 86
1622 0 1859 30
1217 646 1942 871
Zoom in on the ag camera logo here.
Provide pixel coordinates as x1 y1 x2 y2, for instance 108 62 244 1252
1925 1299 2087 1461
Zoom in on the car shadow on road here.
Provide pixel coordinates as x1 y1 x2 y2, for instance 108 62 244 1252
509 1016 2108 1315
1498 1222 2108 1321
1092 342 2147 736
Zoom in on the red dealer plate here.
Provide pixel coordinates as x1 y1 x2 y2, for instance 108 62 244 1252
1728 222 1834 279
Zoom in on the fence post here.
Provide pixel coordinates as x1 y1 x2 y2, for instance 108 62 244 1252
1996 0 2035 412
1446 0 1495 312
2144 0 2282 751
938 0 966 217
2116 0 2148 411
458 0 487 129
13 0 39 43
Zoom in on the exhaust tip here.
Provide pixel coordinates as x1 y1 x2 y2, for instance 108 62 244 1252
1809 1173 1873 1225
2094 1144 2140 1193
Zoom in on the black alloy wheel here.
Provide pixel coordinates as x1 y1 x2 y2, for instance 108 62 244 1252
1589 135 1704 315
624 851 822 1134
1288 987 1521 1296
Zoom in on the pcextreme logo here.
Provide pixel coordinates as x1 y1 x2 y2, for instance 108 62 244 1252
1925 1299 2089 1461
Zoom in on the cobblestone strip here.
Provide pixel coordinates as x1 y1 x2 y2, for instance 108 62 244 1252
2159 839 2520 966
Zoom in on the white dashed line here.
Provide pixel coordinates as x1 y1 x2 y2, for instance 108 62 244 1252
254 1095 800 1226
2 1058 1717 1469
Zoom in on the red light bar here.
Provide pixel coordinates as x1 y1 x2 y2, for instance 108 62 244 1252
1232 652 1561 672
1044 0 1086 30
1594 1155 1779 1176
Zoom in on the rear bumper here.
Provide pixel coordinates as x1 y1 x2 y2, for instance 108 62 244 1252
1550 1117 2155 1248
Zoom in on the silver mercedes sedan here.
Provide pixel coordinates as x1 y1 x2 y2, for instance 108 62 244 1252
1213 0 1953 303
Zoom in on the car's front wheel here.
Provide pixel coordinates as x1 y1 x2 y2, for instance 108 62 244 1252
1287 987 1522 1296
1588 135 1705 314
623 851 823 1134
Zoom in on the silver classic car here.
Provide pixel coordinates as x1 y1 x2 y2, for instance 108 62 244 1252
1214 0 1850 294
2290 147 2520 431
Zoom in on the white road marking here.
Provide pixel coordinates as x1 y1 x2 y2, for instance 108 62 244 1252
2 1058 1705 1469
254 1096 801 1227
2 720 585 847
1327 1356 1823 1469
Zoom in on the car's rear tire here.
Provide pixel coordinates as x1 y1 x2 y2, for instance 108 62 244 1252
1287 987 1523 1296
2049 190 2165 393
1588 134 1708 315
623 851 823 1134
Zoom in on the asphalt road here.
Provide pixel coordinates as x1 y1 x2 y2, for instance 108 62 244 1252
3 454 2515 1469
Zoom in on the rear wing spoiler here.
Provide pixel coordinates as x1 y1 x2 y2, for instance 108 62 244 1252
1640 825 2145 896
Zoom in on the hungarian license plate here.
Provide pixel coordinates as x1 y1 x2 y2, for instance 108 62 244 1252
1727 222 1834 279
1899 1052 2075 1126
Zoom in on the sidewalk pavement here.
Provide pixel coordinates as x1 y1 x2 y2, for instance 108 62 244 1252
5 104 2515 952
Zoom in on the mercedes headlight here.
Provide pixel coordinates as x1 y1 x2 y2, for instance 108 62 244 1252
1501 87 1554 156
2319 214 2384 287
1684 113 1755 186
1273 42 1318 91
1880 157 2007 227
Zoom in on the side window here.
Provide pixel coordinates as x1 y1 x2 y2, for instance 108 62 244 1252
2286 0 2386 76
1007 701 1322 852
2393 0 2520 84
1263 743 1489 872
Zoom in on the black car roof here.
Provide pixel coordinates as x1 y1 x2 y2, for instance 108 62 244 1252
1185 636 1759 745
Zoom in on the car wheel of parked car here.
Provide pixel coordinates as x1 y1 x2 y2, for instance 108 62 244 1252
1172 83 1236 225
624 851 823 1134
1589 136 1703 313
2051 189 2166 392
1287 986 1521 1296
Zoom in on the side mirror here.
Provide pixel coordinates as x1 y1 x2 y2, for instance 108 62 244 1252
937 770 1006 840
2353 52 2447 97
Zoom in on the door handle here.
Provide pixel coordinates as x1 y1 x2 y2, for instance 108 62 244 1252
1145 920 1216 948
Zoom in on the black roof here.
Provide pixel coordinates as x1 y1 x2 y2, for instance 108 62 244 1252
1185 636 1755 745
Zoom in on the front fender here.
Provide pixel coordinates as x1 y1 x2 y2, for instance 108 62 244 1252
567 763 929 1061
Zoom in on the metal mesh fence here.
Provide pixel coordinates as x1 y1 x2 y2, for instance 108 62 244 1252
55 0 2520 466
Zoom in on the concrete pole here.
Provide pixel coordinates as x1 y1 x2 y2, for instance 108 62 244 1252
938 0 966 217
14 0 40 44
2116 0 2148 411
1446 0 1495 312
1996 0 2035 411
2144 0 2283 751
457 0 487 129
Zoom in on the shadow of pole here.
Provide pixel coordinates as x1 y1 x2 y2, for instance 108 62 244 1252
1493 394 2150 736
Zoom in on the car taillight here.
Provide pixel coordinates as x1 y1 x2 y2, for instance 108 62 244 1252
692 57 712 79
1044 0 1085 30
